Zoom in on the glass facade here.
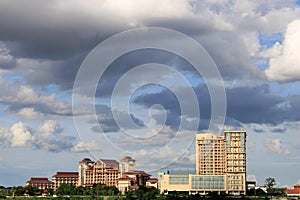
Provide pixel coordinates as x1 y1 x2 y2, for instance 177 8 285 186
191 175 225 189
169 175 189 185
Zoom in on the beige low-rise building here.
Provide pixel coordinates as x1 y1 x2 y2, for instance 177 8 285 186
117 170 151 194
26 177 54 190
146 178 158 189
52 172 78 191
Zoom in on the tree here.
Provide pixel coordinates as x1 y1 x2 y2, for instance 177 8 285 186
56 183 76 195
14 186 25 196
264 177 276 193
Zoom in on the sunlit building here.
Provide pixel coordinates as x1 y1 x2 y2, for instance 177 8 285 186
78 158 120 187
117 171 151 193
159 130 247 195
52 172 78 191
26 178 53 190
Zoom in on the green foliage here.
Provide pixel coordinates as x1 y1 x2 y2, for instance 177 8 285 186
46 187 54 195
56 183 76 195
264 177 276 189
125 186 158 200
14 186 26 196
264 177 277 194
91 184 119 196
55 183 119 196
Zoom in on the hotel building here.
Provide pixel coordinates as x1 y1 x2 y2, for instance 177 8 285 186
159 130 247 195
26 178 53 190
52 172 78 191
78 158 120 187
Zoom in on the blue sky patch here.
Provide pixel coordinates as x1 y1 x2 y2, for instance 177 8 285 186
259 32 282 49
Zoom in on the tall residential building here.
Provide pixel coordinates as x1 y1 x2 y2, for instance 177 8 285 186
159 130 247 195
196 133 225 175
224 130 246 193
78 158 120 187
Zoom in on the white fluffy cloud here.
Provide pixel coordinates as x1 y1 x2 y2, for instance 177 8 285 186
264 138 290 155
10 122 35 147
0 122 34 147
38 120 63 139
16 108 44 119
265 20 300 82
71 141 101 153
0 121 75 152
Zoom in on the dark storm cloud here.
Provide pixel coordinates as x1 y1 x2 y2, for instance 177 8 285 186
0 0 265 92
133 84 211 131
226 84 284 124
253 128 265 133
270 127 287 133
197 32 263 80
227 86 300 124
133 83 300 128
95 49 188 98
90 104 146 133
0 0 118 60
25 52 87 90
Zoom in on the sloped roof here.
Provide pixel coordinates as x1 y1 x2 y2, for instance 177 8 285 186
118 175 133 181
286 188 300 194
123 170 151 177
27 178 53 184
147 178 158 183
53 172 78 178
100 159 119 170
81 158 93 163
120 156 136 162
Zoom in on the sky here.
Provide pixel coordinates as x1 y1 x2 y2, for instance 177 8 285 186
0 0 300 188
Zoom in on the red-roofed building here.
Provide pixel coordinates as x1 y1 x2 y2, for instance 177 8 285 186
26 177 53 190
117 171 152 193
117 175 134 194
122 170 151 187
146 178 158 189
285 184 300 196
52 172 78 190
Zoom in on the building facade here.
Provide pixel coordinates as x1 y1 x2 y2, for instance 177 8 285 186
78 158 120 187
119 156 136 176
52 172 78 191
285 184 300 196
146 178 158 189
224 130 246 194
117 171 151 193
26 178 54 190
159 130 247 195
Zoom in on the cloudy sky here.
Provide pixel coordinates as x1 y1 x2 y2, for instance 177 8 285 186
0 0 300 188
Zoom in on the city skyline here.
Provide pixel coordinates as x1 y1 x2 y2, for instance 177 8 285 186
0 0 300 188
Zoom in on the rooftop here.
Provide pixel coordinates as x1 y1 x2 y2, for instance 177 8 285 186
53 172 78 178
123 170 151 176
27 178 53 184
100 159 119 170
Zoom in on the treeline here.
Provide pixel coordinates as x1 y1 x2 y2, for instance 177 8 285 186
0 185 50 197
0 184 118 197
56 183 119 196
